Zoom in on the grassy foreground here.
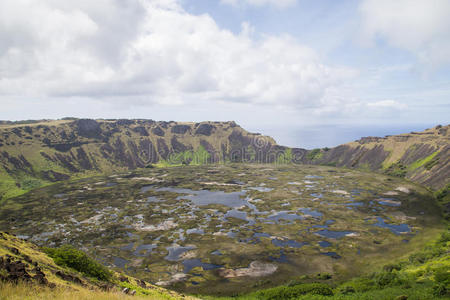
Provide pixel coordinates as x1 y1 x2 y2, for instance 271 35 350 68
0 281 169 300
0 232 197 300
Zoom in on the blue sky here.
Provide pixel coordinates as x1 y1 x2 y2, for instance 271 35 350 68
0 0 449 148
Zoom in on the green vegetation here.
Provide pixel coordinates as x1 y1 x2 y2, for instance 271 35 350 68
385 162 407 178
250 283 333 299
276 148 292 164
44 245 112 281
306 148 323 161
0 231 196 300
408 151 439 171
19 177 43 190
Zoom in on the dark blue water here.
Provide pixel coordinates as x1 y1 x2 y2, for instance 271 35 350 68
120 242 134 251
182 259 223 273
269 250 289 263
266 211 304 223
133 244 157 257
156 187 248 208
373 217 411 235
376 198 401 207
272 239 308 248
299 208 323 218
318 241 332 247
253 232 271 238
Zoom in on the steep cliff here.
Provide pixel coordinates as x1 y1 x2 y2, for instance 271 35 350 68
303 125 449 190
0 119 280 200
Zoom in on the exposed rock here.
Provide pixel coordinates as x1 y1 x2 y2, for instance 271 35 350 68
383 191 399 196
195 124 215 136
137 279 147 288
9 247 19 255
41 170 70 182
395 187 410 194
171 125 191 134
171 136 190 153
132 126 149 137
75 119 102 138
55 270 83 285
219 261 277 278
115 119 135 126
0 256 32 282
135 220 178 232
157 138 170 158
32 267 48 285
152 126 165 137
156 273 188 286
99 282 115 291
332 190 349 195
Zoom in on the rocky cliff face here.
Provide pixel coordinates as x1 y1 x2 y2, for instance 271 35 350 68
0 119 282 199
302 125 449 190
0 120 447 200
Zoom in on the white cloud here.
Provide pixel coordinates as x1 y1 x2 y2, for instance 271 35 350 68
367 100 407 110
0 0 358 115
220 0 297 9
359 0 450 68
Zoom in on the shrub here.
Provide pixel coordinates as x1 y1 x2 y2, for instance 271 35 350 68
373 271 410 288
385 162 407 178
383 263 402 272
433 267 450 286
433 283 448 297
374 271 398 287
44 245 112 281
254 283 333 299
306 149 323 161
337 285 355 295
347 277 375 292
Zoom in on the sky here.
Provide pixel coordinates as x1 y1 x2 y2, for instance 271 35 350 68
0 0 449 148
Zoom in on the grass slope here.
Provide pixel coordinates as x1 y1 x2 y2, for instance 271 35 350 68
0 232 197 300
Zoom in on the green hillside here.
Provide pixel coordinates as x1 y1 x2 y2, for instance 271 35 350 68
0 231 197 299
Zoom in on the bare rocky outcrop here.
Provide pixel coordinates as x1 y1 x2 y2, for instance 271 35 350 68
55 270 84 285
219 261 278 278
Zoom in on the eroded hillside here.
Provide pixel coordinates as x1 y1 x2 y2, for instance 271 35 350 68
0 120 447 201
303 125 449 190
0 119 284 200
